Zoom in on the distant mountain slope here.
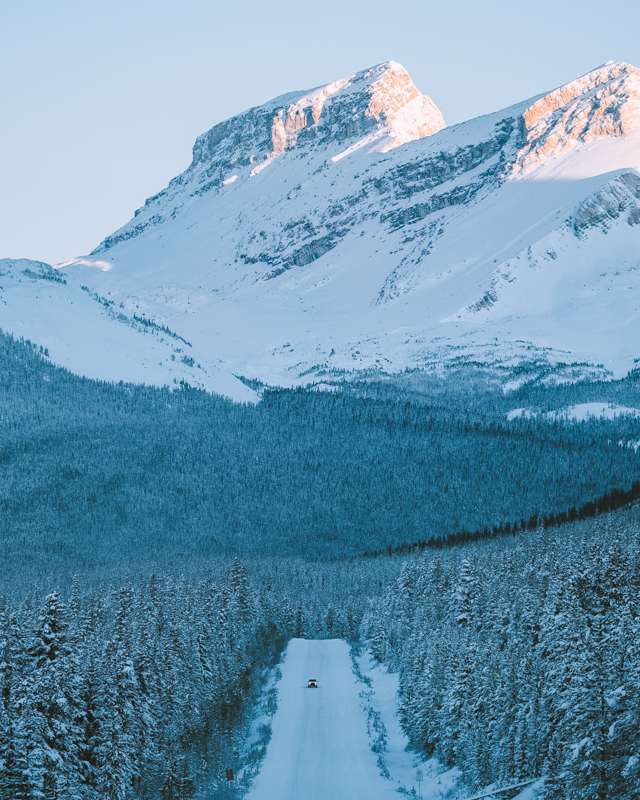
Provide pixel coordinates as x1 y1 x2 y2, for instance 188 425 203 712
4 60 640 389
0 258 257 402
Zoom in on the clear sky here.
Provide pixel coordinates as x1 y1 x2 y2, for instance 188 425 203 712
2 0 640 265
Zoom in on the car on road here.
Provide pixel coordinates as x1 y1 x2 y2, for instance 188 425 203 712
307 678 318 688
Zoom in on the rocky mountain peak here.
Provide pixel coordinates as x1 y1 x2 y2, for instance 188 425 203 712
12 60 640 391
514 60 640 173
188 61 444 177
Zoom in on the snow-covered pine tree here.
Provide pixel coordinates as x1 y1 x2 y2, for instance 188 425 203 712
22 591 85 798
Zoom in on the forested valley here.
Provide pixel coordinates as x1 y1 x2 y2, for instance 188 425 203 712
1 329 640 798
2 331 640 588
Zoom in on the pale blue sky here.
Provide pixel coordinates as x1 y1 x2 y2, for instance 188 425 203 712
2 0 639 264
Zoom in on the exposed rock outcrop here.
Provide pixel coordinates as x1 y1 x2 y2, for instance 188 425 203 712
573 170 640 233
190 61 444 173
513 61 640 174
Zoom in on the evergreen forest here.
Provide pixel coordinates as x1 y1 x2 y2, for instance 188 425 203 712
1 329 640 798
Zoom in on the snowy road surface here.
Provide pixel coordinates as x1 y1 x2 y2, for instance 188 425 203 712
246 638 401 800
245 638 540 800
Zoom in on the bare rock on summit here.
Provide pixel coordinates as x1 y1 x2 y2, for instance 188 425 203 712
12 59 640 389
190 61 445 172
513 61 640 173
93 61 445 253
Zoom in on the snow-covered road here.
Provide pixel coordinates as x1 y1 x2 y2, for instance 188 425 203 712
245 638 541 800
246 638 401 800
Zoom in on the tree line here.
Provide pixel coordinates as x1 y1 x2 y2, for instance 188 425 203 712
364 480 640 557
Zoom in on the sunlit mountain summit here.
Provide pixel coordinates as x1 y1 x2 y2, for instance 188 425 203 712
3 60 640 394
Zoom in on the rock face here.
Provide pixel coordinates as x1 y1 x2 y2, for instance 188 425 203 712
192 60 444 165
94 61 445 255
573 171 640 233
6 60 640 390
513 61 640 174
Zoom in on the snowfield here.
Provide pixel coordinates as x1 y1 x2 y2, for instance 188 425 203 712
0 258 257 403
507 402 640 421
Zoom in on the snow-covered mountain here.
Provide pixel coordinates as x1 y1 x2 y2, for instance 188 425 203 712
3 60 640 392
0 259 257 401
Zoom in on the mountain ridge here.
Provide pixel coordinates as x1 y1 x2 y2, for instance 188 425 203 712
91 60 445 255
3 60 640 395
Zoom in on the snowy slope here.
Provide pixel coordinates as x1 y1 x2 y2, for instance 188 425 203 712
0 259 257 402
5 60 640 388
507 402 640 421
